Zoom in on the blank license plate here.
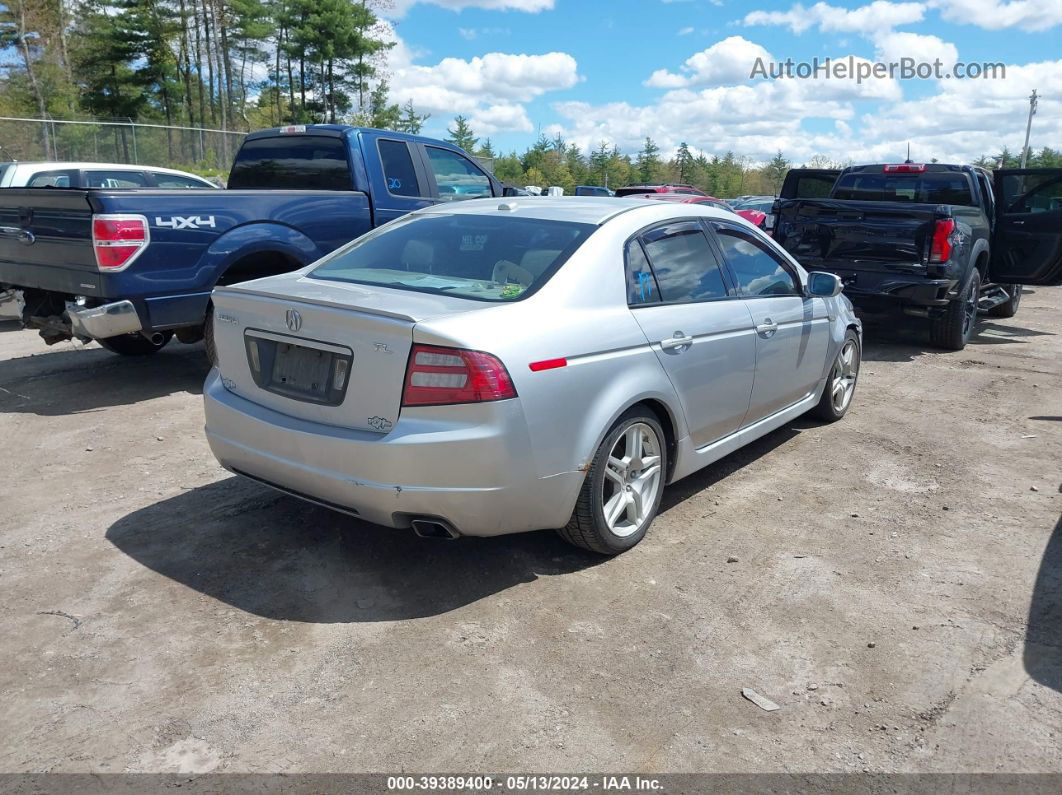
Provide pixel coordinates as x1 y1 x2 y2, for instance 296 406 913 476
271 343 334 398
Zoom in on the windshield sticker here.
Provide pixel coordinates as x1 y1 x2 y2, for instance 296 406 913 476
388 177 402 191
461 234 487 251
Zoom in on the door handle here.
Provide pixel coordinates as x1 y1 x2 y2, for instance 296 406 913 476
1011 220 1025 225
660 333 694 350
756 318 779 337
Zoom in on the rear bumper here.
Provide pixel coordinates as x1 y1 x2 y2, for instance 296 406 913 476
203 370 584 537
68 300 143 339
815 268 957 307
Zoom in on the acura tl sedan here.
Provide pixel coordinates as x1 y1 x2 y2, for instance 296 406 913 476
204 198 861 554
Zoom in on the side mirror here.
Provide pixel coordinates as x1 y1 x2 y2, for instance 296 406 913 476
806 271 843 298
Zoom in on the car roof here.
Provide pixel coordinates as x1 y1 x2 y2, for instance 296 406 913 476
415 196 736 226
8 162 211 179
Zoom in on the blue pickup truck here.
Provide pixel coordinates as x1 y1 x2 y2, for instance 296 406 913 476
0 125 504 358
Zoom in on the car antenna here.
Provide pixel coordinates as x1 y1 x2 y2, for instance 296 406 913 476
905 143 913 164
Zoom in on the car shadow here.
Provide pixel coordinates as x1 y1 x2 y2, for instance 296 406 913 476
108 422 813 624
0 342 208 416
0 319 22 332
106 477 605 623
1025 515 1062 694
857 314 1054 362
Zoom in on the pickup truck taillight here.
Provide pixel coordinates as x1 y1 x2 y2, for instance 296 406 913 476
930 219 956 263
92 214 150 270
402 344 517 406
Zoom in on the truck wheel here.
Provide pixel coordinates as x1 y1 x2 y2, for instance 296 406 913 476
811 331 860 422
986 285 1022 319
558 408 667 556
98 331 173 356
204 304 217 367
929 269 980 351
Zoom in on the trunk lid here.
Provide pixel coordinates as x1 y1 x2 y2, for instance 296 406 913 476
211 271 476 432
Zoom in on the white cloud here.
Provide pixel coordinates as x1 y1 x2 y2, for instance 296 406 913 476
470 103 534 134
378 23 579 135
389 0 553 15
743 1 926 34
678 26 695 35
930 0 1062 30
873 31 959 66
645 36 773 87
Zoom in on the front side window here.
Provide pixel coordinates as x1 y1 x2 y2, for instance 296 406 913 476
378 139 422 197
426 147 492 200
641 223 728 303
715 226 800 297
84 171 150 188
625 239 660 305
310 213 592 302
228 135 352 190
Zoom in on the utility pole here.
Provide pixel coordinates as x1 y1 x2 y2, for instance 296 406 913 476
1020 89 1039 169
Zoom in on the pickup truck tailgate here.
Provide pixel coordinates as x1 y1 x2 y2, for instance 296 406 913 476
776 199 940 271
0 190 100 294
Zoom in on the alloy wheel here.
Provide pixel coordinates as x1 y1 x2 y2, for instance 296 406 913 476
601 422 664 538
831 339 860 413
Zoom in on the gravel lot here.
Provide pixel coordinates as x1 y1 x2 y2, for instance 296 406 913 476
0 288 1059 774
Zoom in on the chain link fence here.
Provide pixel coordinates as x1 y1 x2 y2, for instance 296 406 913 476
0 116 248 176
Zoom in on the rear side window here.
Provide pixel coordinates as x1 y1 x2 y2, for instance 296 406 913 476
153 173 212 189
28 170 75 188
309 214 592 302
85 170 150 188
641 223 729 303
790 175 835 199
715 226 800 297
832 173 975 206
378 139 421 197
228 135 351 190
425 147 492 200
1000 173 1062 215
625 239 660 305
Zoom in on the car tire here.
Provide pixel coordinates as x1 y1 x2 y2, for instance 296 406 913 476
811 330 860 423
204 303 217 367
97 331 173 356
986 285 1021 318
929 267 980 351
558 408 668 555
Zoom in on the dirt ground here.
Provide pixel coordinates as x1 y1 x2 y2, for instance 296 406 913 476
0 288 1059 776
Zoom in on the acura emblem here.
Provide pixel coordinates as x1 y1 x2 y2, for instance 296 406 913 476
285 309 302 332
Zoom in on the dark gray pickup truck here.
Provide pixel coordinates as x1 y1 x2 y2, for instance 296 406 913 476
771 163 1062 349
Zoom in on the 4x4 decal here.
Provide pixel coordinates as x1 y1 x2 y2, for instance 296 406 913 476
155 215 217 230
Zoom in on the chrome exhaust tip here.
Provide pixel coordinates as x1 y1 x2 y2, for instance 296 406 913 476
141 331 166 345
410 518 460 540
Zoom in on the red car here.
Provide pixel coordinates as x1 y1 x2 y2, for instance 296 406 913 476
614 184 706 197
627 192 768 229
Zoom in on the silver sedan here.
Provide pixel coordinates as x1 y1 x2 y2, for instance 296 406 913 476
204 197 861 554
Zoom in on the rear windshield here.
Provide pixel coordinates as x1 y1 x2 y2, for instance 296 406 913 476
228 135 352 190
309 213 594 302
0 163 10 184
832 172 975 205
615 187 654 197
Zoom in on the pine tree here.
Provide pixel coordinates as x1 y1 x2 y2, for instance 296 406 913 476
446 115 478 153
675 142 694 184
636 137 661 184
398 99 429 134
763 150 790 195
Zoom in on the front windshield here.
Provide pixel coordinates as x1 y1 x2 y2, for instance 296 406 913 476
309 213 595 302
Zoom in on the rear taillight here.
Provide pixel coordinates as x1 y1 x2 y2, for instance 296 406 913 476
883 163 926 173
402 344 517 406
92 214 149 270
930 219 956 263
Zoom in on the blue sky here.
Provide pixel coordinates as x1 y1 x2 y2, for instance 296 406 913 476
378 0 1061 164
